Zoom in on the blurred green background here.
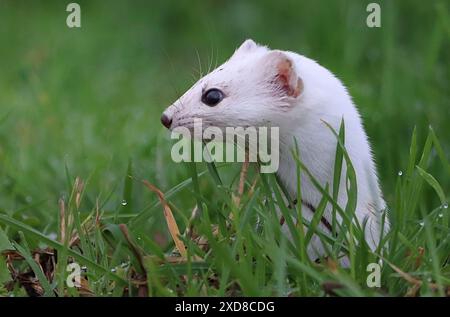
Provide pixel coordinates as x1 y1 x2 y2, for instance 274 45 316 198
0 0 448 237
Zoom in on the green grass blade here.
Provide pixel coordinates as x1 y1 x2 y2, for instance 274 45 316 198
0 214 128 286
416 166 447 204
13 232 55 297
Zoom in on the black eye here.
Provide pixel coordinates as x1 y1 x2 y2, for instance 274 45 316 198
201 88 224 107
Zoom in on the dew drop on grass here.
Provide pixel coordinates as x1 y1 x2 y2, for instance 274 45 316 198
438 213 443 218
443 203 448 209
397 171 403 176
419 221 424 227
121 200 127 206
111 268 117 273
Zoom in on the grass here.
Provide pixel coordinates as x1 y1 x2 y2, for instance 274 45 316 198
0 0 449 296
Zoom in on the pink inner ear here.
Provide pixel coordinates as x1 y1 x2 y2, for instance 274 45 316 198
276 59 302 98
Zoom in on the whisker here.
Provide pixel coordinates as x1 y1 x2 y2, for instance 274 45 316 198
214 44 219 70
195 48 203 81
162 48 183 101
190 69 200 85
207 41 214 74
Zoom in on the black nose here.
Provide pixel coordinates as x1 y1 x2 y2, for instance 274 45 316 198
160 113 172 129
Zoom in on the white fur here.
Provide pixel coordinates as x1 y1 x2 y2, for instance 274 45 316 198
163 39 388 259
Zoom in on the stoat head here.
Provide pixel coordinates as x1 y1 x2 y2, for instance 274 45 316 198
161 39 304 132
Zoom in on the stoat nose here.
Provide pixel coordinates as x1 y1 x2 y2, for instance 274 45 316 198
160 112 172 129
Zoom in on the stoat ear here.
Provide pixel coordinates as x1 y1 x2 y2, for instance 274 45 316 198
266 51 303 98
233 39 258 57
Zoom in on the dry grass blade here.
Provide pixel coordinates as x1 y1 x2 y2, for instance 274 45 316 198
59 196 75 245
59 198 66 244
142 180 187 258
415 247 425 269
3 248 57 297
322 280 344 296
233 152 250 209
74 176 84 209
405 283 421 297
247 176 259 198
186 205 200 239
77 277 94 297
386 260 423 285
384 258 448 294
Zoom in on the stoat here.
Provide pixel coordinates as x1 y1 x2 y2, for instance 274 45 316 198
161 39 388 260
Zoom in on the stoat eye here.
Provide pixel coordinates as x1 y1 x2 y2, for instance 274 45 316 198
201 88 224 107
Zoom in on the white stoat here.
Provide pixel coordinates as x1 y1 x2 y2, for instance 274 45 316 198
161 39 388 259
